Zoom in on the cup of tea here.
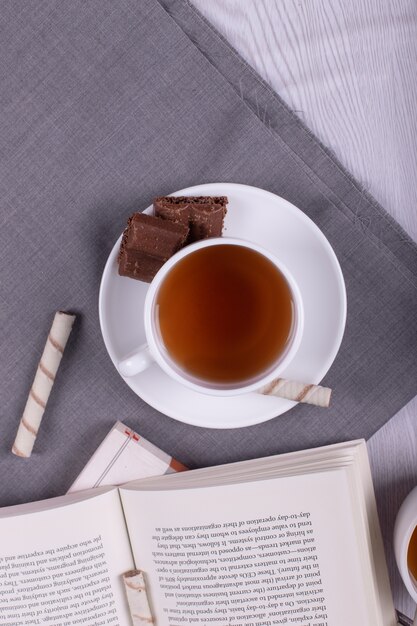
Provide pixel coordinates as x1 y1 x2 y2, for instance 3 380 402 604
118 237 304 395
394 486 417 604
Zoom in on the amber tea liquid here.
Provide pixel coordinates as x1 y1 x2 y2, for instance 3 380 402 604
407 525 417 581
155 244 294 385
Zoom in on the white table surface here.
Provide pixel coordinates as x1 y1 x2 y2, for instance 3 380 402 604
191 0 417 618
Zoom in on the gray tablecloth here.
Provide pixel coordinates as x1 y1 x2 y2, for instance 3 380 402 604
1 0 417 506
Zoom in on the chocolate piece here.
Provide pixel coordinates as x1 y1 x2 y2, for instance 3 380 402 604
118 212 189 282
188 203 226 241
153 196 228 243
153 200 191 227
118 249 164 283
120 213 188 260
154 195 228 208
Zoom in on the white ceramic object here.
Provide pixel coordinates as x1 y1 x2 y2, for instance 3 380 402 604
118 237 304 395
394 486 417 604
99 182 346 428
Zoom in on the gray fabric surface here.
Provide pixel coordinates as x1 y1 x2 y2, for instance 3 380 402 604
1 0 416 507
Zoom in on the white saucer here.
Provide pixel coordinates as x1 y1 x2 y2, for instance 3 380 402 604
99 183 346 429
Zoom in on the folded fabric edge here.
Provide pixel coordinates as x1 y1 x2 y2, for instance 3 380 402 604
156 0 417 286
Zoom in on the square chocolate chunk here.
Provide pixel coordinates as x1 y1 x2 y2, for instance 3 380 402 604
153 195 227 243
118 212 189 282
118 249 164 283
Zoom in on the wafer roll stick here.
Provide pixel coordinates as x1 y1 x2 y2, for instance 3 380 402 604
12 311 76 458
260 378 332 408
123 570 154 625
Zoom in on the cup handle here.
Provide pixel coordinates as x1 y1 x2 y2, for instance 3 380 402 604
118 346 154 377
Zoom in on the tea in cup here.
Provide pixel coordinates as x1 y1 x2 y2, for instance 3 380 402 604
394 486 417 604
118 237 303 396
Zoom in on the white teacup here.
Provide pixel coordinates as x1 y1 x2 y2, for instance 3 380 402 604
118 237 304 396
394 486 417 604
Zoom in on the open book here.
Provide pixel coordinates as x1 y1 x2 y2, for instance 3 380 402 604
0 440 397 626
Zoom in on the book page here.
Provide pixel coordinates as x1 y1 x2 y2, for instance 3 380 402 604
121 470 381 626
0 489 134 626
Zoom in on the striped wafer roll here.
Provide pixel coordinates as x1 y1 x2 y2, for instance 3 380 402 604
260 378 332 408
122 570 154 625
12 311 76 458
